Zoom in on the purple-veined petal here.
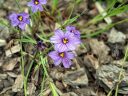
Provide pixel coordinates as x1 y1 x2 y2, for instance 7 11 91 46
9 13 17 20
27 1 34 6
74 31 80 38
11 19 19 26
66 43 76 51
19 23 26 30
50 36 61 43
74 37 81 45
65 31 74 38
54 29 64 38
66 26 75 31
54 43 68 52
40 0 47 4
62 58 72 68
25 19 30 24
66 26 81 38
48 51 60 60
69 35 81 45
66 26 71 31
37 4 43 11
31 6 38 13
54 58 62 66
21 12 29 18
66 52 75 59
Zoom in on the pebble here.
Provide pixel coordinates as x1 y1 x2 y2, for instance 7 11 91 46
96 64 124 92
3 80 12 88
0 39 6 47
108 28 126 44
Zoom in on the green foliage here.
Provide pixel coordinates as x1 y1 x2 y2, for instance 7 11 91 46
63 15 79 26
107 4 128 17
0 19 19 33
52 0 59 13
88 2 128 25
49 82 59 96
21 35 36 44
106 0 116 9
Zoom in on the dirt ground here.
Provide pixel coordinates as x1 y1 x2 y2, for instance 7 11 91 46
0 0 128 96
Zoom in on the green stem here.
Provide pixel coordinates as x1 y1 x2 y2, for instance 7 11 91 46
81 18 128 38
39 53 58 96
15 0 22 12
20 31 27 96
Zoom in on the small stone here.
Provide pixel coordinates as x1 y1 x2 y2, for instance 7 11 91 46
108 28 126 44
96 65 124 92
108 43 124 60
7 76 14 85
88 39 110 64
50 68 64 80
0 19 9 39
5 44 21 57
63 68 88 86
0 9 6 17
74 87 96 96
0 39 6 47
27 83 36 96
118 75 128 94
0 81 4 91
2 57 20 71
12 75 23 92
62 92 78 96
3 80 12 88
0 73 7 80
75 44 88 55
7 72 18 78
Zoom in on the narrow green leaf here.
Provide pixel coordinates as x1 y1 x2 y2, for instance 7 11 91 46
52 0 59 12
107 0 117 10
63 15 79 26
89 4 128 25
107 4 128 17
21 35 36 44
50 82 58 96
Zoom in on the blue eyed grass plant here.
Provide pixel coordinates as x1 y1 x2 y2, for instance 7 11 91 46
4 0 128 96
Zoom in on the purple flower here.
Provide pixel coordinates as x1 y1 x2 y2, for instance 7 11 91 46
66 26 80 38
48 50 74 68
9 12 30 30
50 29 81 52
27 0 47 13
36 41 45 50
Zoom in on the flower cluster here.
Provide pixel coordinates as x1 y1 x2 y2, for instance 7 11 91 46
9 0 47 30
9 0 81 68
49 26 81 68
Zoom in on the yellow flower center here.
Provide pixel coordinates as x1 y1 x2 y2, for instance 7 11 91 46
34 0 39 5
62 38 68 44
18 16 23 21
59 52 65 58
